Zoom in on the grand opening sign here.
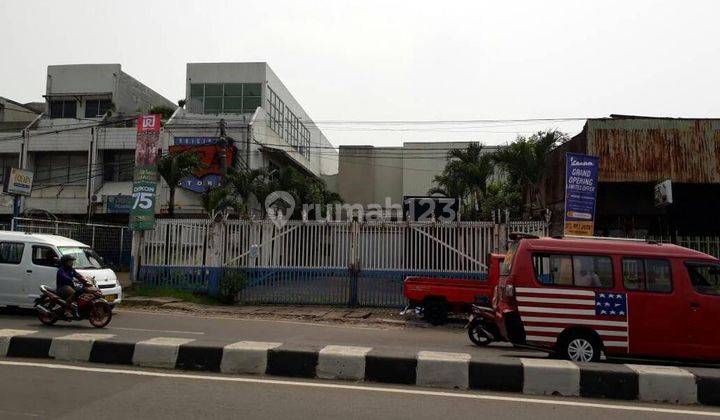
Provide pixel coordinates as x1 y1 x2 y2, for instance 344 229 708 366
129 115 161 231
563 153 599 236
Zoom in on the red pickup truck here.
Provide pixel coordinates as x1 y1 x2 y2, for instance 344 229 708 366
403 254 504 325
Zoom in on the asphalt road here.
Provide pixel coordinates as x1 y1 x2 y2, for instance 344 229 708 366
0 307 544 358
0 360 717 420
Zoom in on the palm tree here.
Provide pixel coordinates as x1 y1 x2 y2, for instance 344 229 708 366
225 167 269 218
201 186 241 221
157 151 203 217
428 142 494 219
492 130 567 215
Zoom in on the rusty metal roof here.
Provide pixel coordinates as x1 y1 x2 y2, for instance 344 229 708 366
586 118 720 183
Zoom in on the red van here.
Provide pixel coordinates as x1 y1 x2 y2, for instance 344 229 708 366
492 234 720 362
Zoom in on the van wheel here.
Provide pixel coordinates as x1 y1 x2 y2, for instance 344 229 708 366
423 300 448 325
560 332 601 362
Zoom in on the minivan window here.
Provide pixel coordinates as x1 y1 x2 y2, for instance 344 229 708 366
32 246 58 267
686 262 720 296
0 242 24 264
58 246 105 269
622 258 672 293
533 254 613 288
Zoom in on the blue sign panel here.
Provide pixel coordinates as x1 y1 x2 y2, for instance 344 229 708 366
107 194 133 214
174 137 219 146
564 153 599 236
178 174 223 193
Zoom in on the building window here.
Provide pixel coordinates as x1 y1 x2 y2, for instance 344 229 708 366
266 86 311 159
34 152 88 185
189 83 262 114
49 100 77 118
0 154 18 176
103 150 135 182
85 100 112 118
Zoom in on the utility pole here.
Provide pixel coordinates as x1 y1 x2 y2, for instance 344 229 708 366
218 119 228 177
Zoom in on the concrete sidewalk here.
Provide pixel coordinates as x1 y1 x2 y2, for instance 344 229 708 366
122 296 443 328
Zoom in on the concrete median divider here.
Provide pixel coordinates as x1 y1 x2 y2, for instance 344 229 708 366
0 328 718 407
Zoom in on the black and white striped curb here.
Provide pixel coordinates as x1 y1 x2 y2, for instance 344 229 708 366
1 329 719 406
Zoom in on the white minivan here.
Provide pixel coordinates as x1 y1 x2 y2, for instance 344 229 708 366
0 231 122 308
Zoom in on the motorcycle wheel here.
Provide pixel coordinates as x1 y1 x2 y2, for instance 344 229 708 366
89 301 112 328
467 320 493 346
37 309 58 326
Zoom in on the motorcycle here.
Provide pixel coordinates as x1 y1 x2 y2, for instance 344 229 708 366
34 277 113 328
466 296 502 346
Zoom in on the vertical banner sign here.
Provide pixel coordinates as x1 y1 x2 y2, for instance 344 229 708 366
563 153 599 236
129 115 161 231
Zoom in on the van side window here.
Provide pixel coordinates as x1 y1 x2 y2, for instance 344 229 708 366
622 258 672 293
533 254 613 288
0 242 24 265
685 262 720 296
32 246 58 267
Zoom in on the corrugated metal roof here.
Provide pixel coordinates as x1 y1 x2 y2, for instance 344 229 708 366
587 118 720 183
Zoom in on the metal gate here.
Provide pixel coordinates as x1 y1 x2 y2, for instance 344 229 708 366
138 219 548 307
7 217 132 270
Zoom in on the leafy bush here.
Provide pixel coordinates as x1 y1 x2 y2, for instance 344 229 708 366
218 270 247 304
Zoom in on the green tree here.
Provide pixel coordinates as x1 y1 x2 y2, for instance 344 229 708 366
428 142 494 220
225 167 270 218
201 186 241 221
149 105 176 120
157 151 203 217
492 130 567 216
479 181 523 220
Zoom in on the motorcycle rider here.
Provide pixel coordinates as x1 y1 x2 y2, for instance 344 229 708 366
56 254 86 318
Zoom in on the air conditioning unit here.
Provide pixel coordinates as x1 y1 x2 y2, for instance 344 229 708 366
91 194 103 204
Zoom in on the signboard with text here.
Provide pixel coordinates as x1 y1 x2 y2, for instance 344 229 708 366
129 115 161 231
654 179 673 207
4 168 33 196
107 194 133 214
170 137 235 193
563 153 599 236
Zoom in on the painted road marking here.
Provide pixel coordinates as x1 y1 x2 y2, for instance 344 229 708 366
110 327 205 335
0 360 718 417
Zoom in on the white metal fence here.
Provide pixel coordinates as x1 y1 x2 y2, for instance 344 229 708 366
141 219 549 272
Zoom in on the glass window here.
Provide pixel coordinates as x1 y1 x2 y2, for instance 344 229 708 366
204 84 223 96
533 254 612 287
622 258 644 290
103 150 135 182
0 242 24 264
32 246 58 267
622 258 672 292
243 96 261 112
686 263 720 296
35 153 88 185
49 100 76 118
58 246 105 269
190 84 204 97
243 83 262 97
204 97 222 112
223 97 243 111
224 84 243 96
85 99 111 118
646 259 672 292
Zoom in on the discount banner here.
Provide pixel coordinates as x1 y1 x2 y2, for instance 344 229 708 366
129 114 161 231
563 153 599 236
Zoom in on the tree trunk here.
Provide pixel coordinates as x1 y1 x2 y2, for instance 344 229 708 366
168 187 175 217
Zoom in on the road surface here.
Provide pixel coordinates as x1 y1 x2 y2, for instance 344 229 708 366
0 307 544 358
0 360 717 420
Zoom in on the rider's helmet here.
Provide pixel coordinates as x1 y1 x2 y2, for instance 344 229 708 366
59 254 76 266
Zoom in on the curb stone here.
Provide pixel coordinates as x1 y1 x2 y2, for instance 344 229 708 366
0 329 717 407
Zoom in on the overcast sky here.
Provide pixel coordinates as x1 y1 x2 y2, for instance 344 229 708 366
1 0 718 147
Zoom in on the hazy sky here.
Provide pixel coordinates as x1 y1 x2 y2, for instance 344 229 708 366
1 0 718 147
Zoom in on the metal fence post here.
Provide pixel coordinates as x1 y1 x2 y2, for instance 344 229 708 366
348 220 359 307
